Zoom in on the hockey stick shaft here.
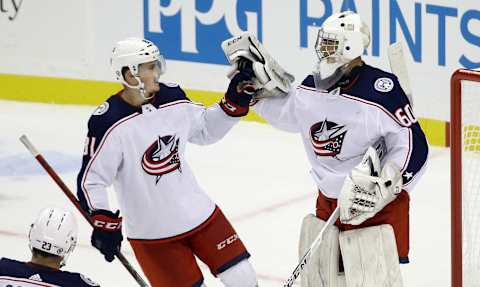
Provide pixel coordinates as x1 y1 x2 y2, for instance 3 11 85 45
388 41 413 106
283 207 340 287
19 135 150 287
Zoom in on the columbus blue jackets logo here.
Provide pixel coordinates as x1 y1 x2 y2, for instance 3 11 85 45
310 119 347 157
141 135 181 183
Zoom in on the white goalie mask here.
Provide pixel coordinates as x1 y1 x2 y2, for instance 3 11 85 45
28 207 78 267
313 11 370 90
111 37 167 100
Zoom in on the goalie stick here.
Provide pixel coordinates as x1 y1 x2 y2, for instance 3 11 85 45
283 207 340 287
388 41 413 106
19 135 150 287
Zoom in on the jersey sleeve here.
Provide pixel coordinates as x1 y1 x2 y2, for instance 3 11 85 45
76 110 124 213
381 120 429 192
159 85 239 145
187 102 239 145
374 77 429 192
252 88 300 133
0 258 6 275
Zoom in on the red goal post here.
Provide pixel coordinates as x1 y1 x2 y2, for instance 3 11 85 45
451 68 480 287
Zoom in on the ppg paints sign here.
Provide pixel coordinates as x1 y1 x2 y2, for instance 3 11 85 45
144 0 262 65
299 0 480 69
144 0 480 69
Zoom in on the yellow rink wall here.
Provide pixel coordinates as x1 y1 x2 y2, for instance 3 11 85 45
0 74 447 147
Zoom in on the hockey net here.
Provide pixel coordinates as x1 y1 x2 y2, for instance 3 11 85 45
451 69 480 287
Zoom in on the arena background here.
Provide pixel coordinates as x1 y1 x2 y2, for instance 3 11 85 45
1 1 478 286
1 0 479 147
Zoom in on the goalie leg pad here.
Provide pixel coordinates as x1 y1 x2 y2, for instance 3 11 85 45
339 224 403 287
299 214 346 287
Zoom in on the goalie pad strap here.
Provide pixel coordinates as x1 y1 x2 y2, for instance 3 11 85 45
339 224 404 287
299 214 346 287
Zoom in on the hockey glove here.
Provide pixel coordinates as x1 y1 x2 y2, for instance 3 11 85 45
220 66 256 117
90 209 123 262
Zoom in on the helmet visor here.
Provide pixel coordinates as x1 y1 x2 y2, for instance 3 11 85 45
138 57 166 82
157 55 167 76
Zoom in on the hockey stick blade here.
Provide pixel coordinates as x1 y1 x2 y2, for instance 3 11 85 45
19 135 150 287
283 207 340 287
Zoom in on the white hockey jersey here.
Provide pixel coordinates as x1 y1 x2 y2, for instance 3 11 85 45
253 64 429 199
77 83 238 239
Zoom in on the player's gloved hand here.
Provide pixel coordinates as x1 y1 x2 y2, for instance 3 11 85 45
220 64 256 117
338 147 402 225
90 209 123 262
236 57 253 72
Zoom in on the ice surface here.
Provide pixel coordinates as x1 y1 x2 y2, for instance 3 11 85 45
0 100 450 286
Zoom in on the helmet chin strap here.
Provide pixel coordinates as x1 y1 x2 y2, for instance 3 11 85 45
121 75 154 101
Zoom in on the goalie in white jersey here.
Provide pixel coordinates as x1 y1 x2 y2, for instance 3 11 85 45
222 11 428 287
76 38 258 287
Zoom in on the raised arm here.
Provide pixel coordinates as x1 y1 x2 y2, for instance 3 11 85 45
252 88 300 133
188 69 255 144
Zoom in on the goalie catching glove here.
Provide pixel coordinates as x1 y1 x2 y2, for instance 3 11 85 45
339 146 403 225
221 32 295 99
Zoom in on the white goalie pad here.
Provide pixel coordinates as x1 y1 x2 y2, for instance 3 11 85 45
299 214 346 287
339 224 403 287
221 32 295 99
339 146 402 225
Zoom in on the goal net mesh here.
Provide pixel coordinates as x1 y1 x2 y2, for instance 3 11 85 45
460 79 480 287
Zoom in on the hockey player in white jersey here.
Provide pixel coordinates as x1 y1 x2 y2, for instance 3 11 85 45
76 38 258 287
223 11 428 287
0 207 100 286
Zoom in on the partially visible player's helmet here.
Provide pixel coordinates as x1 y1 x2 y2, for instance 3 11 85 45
29 207 78 267
110 37 166 100
313 11 370 89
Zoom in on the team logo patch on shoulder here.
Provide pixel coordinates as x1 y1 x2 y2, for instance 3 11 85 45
80 274 99 286
92 102 109 116
374 77 394 93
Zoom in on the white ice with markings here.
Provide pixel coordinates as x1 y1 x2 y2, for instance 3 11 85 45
0 100 449 286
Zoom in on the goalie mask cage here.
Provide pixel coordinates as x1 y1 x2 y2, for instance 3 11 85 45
451 68 480 287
